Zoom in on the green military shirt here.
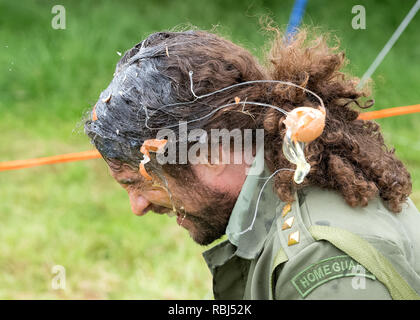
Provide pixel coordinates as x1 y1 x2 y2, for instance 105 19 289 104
202 148 420 300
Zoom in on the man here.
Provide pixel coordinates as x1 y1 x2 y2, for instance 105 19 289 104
84 29 420 299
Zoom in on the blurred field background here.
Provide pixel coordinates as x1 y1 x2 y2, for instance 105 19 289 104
0 0 419 299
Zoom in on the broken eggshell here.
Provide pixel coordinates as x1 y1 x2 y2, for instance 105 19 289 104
283 106 326 143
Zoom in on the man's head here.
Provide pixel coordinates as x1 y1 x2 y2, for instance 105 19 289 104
85 28 412 245
84 30 265 245
105 151 249 245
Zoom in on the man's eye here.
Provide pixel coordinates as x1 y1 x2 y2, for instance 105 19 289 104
119 179 138 185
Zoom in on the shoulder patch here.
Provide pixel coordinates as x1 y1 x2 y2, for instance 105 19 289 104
291 255 375 298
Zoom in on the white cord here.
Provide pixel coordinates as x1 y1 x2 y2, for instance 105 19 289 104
234 168 295 235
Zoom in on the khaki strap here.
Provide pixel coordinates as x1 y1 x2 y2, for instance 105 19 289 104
270 248 288 299
309 225 420 300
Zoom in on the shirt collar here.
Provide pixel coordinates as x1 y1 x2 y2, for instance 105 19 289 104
224 147 282 259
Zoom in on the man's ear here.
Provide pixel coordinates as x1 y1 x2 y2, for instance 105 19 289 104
191 143 232 181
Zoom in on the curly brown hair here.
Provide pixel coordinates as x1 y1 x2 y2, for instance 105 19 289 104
261 29 411 213
85 28 412 213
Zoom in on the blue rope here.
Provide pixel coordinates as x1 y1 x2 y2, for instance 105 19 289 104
286 0 308 37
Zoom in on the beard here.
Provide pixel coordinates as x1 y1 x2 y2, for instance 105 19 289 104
176 185 238 246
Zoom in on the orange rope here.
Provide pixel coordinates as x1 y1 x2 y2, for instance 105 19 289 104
0 150 101 172
0 104 419 172
357 104 420 120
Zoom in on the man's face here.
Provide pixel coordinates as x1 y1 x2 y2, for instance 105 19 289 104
108 164 238 246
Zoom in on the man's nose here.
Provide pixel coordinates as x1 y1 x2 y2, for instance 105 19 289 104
128 193 151 216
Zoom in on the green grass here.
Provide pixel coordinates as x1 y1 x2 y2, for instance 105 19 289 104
0 0 419 299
